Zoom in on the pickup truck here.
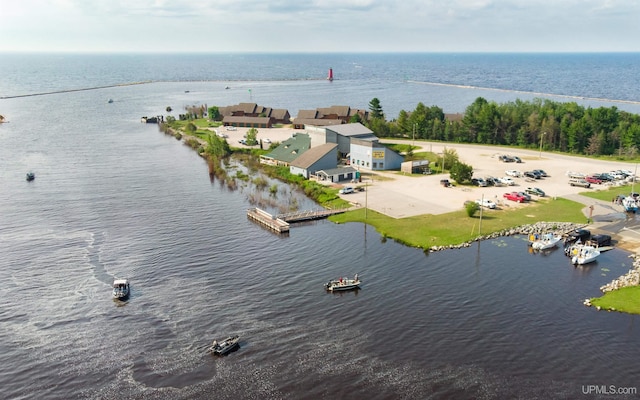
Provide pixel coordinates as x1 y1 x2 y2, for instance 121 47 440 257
503 192 526 203
525 187 545 197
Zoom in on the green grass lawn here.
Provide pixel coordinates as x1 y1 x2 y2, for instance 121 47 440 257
591 286 640 314
579 183 637 201
330 197 585 249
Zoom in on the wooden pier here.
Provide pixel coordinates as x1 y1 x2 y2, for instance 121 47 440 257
247 207 349 233
247 208 290 233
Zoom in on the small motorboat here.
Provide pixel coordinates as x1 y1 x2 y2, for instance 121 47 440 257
26 172 35 181
621 196 638 213
325 274 361 292
112 279 130 300
571 245 600 265
530 233 562 250
209 335 240 356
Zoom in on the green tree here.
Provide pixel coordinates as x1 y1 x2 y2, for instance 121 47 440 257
465 201 480 217
206 133 231 157
185 122 197 134
208 106 220 121
246 127 258 145
449 161 473 184
368 97 384 120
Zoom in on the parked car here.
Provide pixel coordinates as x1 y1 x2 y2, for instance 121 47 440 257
503 192 526 203
263 138 272 143
566 171 586 179
471 178 488 187
499 155 515 162
525 187 545 197
339 186 354 194
505 170 522 177
532 169 548 177
440 179 451 187
585 175 603 184
513 156 522 163
226 126 237 131
524 171 541 179
517 191 532 201
476 198 497 209
500 177 516 186
569 178 591 188
238 139 247 145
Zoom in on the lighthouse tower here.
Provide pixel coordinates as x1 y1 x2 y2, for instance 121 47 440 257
327 67 334 81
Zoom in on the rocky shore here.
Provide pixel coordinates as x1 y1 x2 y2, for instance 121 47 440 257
583 254 640 311
428 221 585 252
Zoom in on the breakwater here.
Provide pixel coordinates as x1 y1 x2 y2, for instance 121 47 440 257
428 221 584 252
0 81 152 99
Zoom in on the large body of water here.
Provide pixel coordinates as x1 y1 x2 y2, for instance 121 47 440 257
1 53 640 399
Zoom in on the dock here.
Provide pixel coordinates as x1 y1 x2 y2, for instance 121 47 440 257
247 208 290 233
247 207 349 233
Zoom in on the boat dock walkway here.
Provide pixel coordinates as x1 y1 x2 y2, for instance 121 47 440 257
247 207 349 233
247 208 290 233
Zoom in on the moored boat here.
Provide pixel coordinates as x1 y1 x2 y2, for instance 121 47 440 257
571 245 600 265
26 172 35 181
325 274 360 292
530 233 562 250
112 279 130 300
209 335 240 356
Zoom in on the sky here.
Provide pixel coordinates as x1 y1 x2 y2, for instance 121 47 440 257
1 0 639 53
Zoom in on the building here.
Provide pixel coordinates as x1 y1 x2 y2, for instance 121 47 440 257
218 103 291 128
260 133 311 167
292 105 368 129
289 143 339 179
349 137 404 171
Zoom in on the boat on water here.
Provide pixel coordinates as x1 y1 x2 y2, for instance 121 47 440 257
26 172 35 181
571 245 600 265
112 279 130 300
325 274 360 292
530 233 562 250
209 335 240 356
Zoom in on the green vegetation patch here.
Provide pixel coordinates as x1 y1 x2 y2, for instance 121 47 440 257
591 286 640 314
579 184 635 202
330 197 584 249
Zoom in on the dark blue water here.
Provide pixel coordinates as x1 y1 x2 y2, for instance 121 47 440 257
1 53 639 399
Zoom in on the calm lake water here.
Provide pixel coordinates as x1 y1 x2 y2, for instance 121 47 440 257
1 54 639 399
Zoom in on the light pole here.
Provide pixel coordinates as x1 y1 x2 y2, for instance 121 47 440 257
412 123 416 147
539 132 546 159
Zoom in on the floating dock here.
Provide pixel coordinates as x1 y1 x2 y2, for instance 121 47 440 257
247 208 290 233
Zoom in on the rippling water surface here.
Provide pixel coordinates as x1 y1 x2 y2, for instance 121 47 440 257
1 54 640 399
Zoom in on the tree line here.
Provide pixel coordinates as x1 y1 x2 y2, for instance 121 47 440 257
363 97 640 157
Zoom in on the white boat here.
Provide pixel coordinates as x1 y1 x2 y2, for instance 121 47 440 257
621 197 638 213
531 233 562 250
112 279 130 300
325 274 360 292
209 335 240 356
571 245 600 265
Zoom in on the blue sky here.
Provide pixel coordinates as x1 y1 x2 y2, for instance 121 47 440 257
1 0 639 53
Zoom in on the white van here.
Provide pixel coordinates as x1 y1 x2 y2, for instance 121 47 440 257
339 186 354 194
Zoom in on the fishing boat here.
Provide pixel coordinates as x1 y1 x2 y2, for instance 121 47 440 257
112 279 130 300
325 274 360 292
26 172 35 181
531 233 562 250
327 67 334 81
209 335 240 356
571 245 600 265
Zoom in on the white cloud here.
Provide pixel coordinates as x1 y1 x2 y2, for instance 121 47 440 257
1 0 639 52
